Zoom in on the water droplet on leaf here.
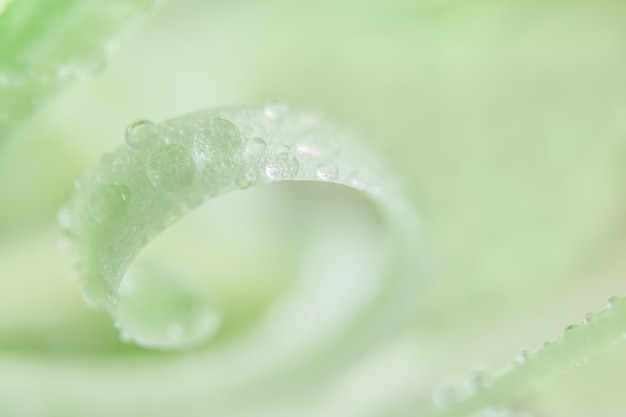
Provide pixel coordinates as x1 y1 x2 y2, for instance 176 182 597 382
315 162 339 181
237 177 251 189
126 119 158 149
607 296 622 310
265 148 299 180
466 370 489 392
348 172 366 190
245 137 267 155
73 172 94 190
565 324 578 332
88 183 131 223
146 145 196 191
516 349 529 364
264 101 287 118
107 289 118 305
210 118 242 153
193 118 243 165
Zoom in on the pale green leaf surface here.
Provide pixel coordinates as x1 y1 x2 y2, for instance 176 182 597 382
1 0 626 416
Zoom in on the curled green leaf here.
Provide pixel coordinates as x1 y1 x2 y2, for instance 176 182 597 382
52 103 421 412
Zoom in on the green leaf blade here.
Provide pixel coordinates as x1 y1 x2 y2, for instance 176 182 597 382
0 0 153 143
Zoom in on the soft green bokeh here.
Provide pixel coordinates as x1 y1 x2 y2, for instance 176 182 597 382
1 0 626 416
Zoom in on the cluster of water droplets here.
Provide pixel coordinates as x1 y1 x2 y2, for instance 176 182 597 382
188 116 252 194
56 103 362 351
194 104 342 187
432 369 492 411
430 295 626 415
124 118 202 206
93 105 346 228
263 145 297 180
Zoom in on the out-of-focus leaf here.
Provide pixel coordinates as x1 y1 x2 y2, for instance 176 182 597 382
0 0 153 143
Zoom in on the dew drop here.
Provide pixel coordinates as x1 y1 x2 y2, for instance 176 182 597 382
565 324 578 332
146 145 196 191
194 118 243 164
237 177 251 189
245 171 257 184
211 118 242 154
245 137 267 155
265 149 299 180
82 276 109 307
348 173 366 190
192 134 214 166
88 183 131 223
516 349 529 364
112 153 131 175
466 370 489 393
607 296 621 310
265 164 281 180
583 313 593 324
295 127 339 157
73 172 94 191
315 162 339 181
563 324 579 340
125 119 158 149
264 101 287 118
107 289 118 305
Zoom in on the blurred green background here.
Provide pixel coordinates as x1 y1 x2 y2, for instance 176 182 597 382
1 0 626 415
